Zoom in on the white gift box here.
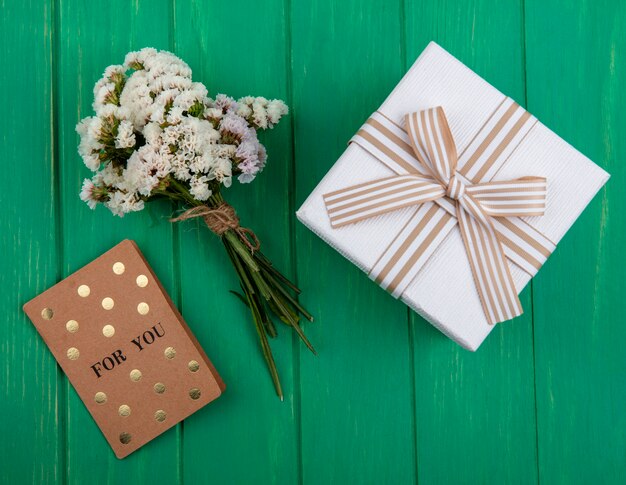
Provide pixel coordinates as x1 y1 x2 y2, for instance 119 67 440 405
296 42 609 351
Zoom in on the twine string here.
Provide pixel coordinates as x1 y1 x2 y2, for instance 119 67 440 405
170 202 260 252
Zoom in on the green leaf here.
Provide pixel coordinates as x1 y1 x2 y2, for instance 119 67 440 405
229 289 250 308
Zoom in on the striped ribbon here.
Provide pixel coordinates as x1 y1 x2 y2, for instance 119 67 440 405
323 99 556 325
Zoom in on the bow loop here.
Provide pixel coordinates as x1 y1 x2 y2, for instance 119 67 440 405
405 107 458 185
466 177 547 217
323 174 445 228
324 105 548 326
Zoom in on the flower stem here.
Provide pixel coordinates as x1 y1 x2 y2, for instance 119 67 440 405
167 179 315 399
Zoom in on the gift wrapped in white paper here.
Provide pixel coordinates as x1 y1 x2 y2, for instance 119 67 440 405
296 42 610 351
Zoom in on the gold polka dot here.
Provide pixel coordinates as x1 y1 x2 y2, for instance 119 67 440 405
66 320 79 333
188 360 200 372
101 297 114 310
66 347 80 360
94 392 107 404
154 382 166 394
136 274 149 287
164 347 176 359
137 302 149 315
102 325 115 337
130 369 142 382
112 262 125 275
119 432 132 444
118 404 131 417
77 285 90 297
154 410 167 422
189 388 201 400
41 308 54 320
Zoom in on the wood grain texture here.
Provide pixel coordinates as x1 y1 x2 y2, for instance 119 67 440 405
525 0 626 483
0 0 61 483
174 0 299 483
405 2 539 483
55 0 180 483
291 1 417 483
0 0 623 483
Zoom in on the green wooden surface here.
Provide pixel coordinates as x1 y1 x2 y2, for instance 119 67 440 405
1 0 623 483
406 4 539 484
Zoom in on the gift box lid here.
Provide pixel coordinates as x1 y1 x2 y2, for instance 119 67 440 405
296 41 609 351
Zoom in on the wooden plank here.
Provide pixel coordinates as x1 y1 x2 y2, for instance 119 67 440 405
173 1 299 483
4 1 625 482
291 1 417 483
56 1 180 482
405 2 539 483
0 0 61 483
525 1 626 482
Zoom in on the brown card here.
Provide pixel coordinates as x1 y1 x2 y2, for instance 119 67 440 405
23 239 225 459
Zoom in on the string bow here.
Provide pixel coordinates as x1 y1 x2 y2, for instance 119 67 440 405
323 107 547 325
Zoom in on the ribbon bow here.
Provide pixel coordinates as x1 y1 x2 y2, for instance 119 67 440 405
323 105 550 325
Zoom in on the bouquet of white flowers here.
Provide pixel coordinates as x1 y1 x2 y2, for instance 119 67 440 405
77 48 313 399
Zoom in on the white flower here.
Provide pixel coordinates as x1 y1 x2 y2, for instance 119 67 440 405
97 104 125 119
189 175 212 201
237 157 261 184
93 83 115 111
78 47 290 215
123 145 171 196
115 120 136 148
190 153 211 174
76 117 92 137
92 77 109 101
144 50 190 77
124 48 157 69
166 106 185 124
173 89 204 111
252 98 269 129
79 179 97 209
235 96 254 118
171 154 192 181
106 191 144 217
214 143 237 158
124 51 141 68
103 64 126 79
214 94 236 111
192 118 220 149
208 157 233 186
149 103 166 124
119 70 153 129
76 117 103 171
236 138 259 162
220 113 249 140
100 164 124 186
116 106 131 120
204 107 224 121
190 82 208 98
151 75 191 92
87 117 103 140
79 149 100 171
257 143 267 169
143 122 163 146
266 100 288 126
238 171 256 183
